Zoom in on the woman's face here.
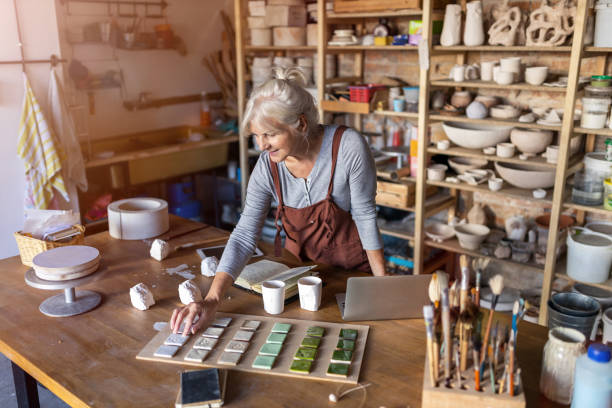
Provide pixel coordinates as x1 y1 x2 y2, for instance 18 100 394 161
250 121 299 163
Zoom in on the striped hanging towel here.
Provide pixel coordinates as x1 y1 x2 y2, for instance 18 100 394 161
17 73 69 209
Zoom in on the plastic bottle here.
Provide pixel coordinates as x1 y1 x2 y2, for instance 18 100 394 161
570 343 612 408
200 91 211 128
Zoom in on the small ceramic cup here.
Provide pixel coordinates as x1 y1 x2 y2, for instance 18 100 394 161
544 145 559 163
483 147 496 155
480 61 497 81
500 56 521 74
488 177 503 191
496 70 515 85
525 66 549 86
450 64 466 82
427 164 448 181
437 140 450 150
496 142 516 158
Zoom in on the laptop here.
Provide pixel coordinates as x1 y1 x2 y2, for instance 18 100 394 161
336 275 432 321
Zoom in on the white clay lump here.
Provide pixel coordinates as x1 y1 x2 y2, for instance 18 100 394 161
130 283 155 310
150 239 170 261
178 280 203 305
201 256 219 277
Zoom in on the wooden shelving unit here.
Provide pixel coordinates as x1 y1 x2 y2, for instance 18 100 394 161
234 0 612 326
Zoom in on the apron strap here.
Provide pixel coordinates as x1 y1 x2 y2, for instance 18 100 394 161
269 159 285 257
327 125 347 198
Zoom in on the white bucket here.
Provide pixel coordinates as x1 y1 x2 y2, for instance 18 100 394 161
585 221 612 237
584 152 612 181
595 0 612 47
567 227 612 284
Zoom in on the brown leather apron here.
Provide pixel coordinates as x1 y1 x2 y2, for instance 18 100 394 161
270 126 370 272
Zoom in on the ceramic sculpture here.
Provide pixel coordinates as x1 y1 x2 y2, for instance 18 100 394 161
488 0 523 46
526 0 576 46
441 4 462 46
467 203 487 225
464 1 485 46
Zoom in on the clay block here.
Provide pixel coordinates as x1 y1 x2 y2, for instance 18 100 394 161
154 345 180 358
289 359 312 374
331 350 353 364
241 320 261 331
202 327 224 338
259 343 283 356
247 17 268 29
269 0 304 5
273 27 306 46
271 323 292 333
193 337 218 351
336 339 355 351
212 317 232 328
184 348 209 362
164 333 190 347
218 351 241 366
252 354 276 370
233 330 255 342
225 340 250 354
301 337 321 349
264 5 307 27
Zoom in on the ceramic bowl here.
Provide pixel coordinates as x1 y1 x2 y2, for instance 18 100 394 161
436 140 450 150
474 95 498 109
442 122 512 149
510 128 554 154
494 162 556 189
496 142 516 158
448 157 488 174
450 91 472 108
454 223 491 250
483 147 496 155
488 177 503 191
551 292 601 317
425 222 455 242
495 70 515 85
572 283 612 309
427 164 448 181
525 66 548 86
490 104 520 119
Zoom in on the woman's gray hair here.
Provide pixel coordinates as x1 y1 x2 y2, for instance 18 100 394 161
241 67 319 140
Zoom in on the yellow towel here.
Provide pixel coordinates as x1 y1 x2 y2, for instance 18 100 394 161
17 74 68 209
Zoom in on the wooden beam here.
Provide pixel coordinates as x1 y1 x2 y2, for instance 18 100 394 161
235 0 248 206
317 0 327 121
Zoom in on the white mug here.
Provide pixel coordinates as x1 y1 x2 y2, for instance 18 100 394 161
450 64 466 82
481 61 496 81
544 145 559 163
262 280 286 315
298 276 322 311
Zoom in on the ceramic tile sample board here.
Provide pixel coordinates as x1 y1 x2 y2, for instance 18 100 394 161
137 312 369 384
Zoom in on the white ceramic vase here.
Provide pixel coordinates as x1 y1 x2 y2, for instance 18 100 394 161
441 4 462 46
463 1 485 46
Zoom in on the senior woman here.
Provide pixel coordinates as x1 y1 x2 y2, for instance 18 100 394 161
171 67 386 335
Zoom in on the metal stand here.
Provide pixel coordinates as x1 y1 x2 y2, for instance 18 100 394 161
24 269 102 317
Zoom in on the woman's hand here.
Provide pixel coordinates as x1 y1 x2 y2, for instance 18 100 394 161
170 298 219 336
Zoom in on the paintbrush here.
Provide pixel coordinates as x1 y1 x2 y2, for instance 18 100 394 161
475 269 481 306
459 255 471 313
511 300 519 346
471 258 489 306
441 287 452 382
509 332 515 396
472 334 481 391
423 305 437 387
428 271 448 309
480 274 504 366
454 341 463 390
449 280 459 309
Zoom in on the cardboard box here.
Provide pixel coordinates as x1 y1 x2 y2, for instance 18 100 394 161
376 180 437 208
265 5 307 27
248 1 266 16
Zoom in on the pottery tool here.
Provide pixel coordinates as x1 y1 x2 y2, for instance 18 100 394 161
144 224 211 246
428 271 448 309
328 382 371 403
508 333 515 396
449 280 459 309
151 235 227 262
480 274 504 366
475 269 481 306
459 255 470 313
472 335 481 391
441 288 452 381
471 258 489 306
454 342 462 390
488 355 495 394
108 197 169 240
458 255 471 371
423 305 436 386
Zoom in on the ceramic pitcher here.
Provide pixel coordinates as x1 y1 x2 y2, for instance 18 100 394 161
463 1 485 46
440 4 462 46
540 327 586 404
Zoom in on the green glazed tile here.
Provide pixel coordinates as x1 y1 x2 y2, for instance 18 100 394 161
306 326 325 337
339 329 358 341
271 323 292 333
266 332 287 344
259 343 283 356
289 359 312 374
301 337 321 349
252 354 276 370
327 363 350 377
336 339 355 351
331 349 353 363
294 347 317 361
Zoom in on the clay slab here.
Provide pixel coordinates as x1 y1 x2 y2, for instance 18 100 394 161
153 345 180 358
224 340 249 354
258 343 282 356
218 351 241 366
184 348 209 362
212 317 232 328
241 320 261 331
233 330 255 342
164 333 190 347
252 355 276 370
202 327 224 338
193 337 218 350
271 323 292 333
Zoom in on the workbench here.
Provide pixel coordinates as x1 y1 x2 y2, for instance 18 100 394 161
0 216 563 407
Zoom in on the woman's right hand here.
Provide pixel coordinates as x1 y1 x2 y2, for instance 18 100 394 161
170 298 219 336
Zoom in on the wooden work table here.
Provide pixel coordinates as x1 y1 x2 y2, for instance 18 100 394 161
0 217 563 408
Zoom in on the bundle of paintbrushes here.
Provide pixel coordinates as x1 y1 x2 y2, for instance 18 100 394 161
422 256 527 408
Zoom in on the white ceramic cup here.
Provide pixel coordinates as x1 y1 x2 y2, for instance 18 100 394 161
496 70 515 85
481 61 496 81
493 65 501 82
262 280 286 314
544 145 559 163
500 56 521 74
298 276 322 311
525 66 549 86
488 177 503 191
450 64 466 82
603 307 612 344
497 142 516 158
437 140 450 150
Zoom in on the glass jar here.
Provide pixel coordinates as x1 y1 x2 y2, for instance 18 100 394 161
540 327 586 405
572 169 604 205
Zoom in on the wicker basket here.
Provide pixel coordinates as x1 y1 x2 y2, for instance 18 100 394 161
14 224 86 267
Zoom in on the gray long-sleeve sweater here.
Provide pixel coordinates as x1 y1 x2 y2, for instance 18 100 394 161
217 125 383 279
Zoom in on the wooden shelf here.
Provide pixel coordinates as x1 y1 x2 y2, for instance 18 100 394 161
563 201 612 216
429 114 563 131
379 227 414 241
554 262 612 290
427 146 557 169
327 9 423 18
425 238 545 271
426 179 554 203
244 46 316 52
584 46 612 53
328 45 418 51
430 79 567 93
573 126 612 136
433 45 572 53
377 193 455 215
321 99 371 114
373 110 419 119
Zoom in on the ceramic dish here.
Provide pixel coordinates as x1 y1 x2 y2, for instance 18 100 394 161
448 157 488 174
510 128 554 154
454 223 491 250
442 122 512 149
490 104 520 119
494 162 556 189
425 223 455 242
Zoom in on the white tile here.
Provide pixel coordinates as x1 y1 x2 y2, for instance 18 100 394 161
240 320 261 331
218 351 241 365
193 337 218 350
212 317 232 327
232 330 255 342
184 348 209 362
202 327 224 338
153 345 179 358
224 340 249 354
164 333 190 347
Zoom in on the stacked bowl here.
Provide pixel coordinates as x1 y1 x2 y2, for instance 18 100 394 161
548 292 601 338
